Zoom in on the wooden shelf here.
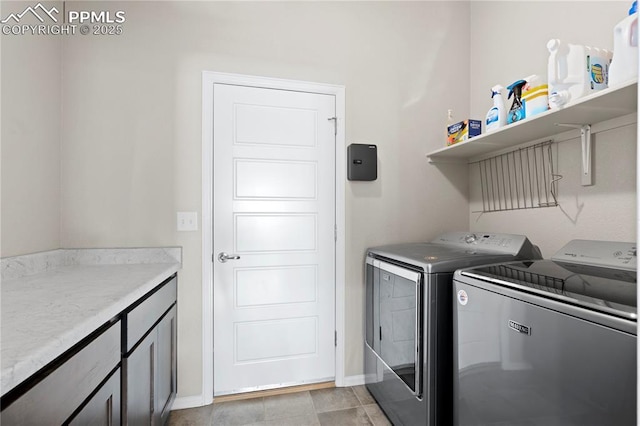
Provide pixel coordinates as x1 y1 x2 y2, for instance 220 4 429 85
427 79 637 163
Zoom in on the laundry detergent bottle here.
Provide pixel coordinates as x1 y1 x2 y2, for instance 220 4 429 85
609 1 638 86
547 39 612 108
507 79 527 124
485 85 506 132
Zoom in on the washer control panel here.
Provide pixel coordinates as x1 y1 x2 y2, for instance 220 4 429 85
552 239 637 270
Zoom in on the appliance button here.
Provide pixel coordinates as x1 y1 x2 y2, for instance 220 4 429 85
465 234 477 244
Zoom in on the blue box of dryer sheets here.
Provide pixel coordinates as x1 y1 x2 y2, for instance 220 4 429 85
447 119 482 146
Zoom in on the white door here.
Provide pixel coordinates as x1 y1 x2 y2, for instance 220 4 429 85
213 83 336 395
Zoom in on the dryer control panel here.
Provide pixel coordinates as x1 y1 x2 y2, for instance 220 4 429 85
552 239 637 271
433 232 531 255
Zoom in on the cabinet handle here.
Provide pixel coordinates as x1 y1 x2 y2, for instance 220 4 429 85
107 395 113 426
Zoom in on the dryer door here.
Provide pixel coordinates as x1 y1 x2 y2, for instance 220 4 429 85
367 258 422 397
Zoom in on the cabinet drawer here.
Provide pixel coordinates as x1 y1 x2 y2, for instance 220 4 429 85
1 321 121 425
125 276 177 352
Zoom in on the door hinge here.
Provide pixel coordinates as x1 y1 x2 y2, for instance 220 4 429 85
328 117 337 136
335 330 337 347
334 224 337 242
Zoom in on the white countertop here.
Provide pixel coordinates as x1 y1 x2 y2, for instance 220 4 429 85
1 248 181 396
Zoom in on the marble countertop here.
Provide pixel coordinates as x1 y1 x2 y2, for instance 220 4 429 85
1 248 181 396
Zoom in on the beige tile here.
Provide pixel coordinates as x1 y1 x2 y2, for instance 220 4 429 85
310 387 361 413
263 391 315 420
317 407 372 425
352 385 375 405
260 414 320 425
168 404 214 426
211 398 265 426
168 389 386 426
363 404 392 426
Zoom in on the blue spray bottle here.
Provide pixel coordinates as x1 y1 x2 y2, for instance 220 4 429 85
485 85 506 132
506 79 527 124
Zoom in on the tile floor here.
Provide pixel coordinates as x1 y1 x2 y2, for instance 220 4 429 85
168 386 391 426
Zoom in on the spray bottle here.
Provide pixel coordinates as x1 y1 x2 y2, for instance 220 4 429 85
485 85 506 132
506 79 528 124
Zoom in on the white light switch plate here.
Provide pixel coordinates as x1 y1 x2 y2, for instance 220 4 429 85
177 212 198 231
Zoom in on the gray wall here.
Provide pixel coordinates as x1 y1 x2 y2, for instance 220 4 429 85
468 1 636 256
1 2 62 257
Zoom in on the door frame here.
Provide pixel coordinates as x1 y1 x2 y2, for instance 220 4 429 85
201 71 346 405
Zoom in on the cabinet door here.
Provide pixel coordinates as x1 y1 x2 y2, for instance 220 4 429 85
124 331 156 426
68 368 121 426
156 305 177 425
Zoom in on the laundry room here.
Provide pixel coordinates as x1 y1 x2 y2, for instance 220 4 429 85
1 1 636 425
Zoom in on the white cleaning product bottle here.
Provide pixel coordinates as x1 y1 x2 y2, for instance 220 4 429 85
446 109 454 145
547 39 612 109
485 85 506 132
609 1 638 86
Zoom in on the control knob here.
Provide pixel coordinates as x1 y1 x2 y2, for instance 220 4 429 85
464 234 477 244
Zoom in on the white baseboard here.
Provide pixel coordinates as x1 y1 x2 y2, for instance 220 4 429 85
340 374 366 387
171 395 208 410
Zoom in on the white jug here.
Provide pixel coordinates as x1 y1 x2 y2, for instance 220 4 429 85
547 39 612 109
609 1 638 86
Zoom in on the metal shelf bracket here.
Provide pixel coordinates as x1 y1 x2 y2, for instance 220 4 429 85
555 123 592 186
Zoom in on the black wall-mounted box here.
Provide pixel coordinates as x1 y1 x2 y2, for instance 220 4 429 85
347 144 377 181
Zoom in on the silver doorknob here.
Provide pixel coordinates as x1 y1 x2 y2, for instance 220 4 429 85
218 252 241 263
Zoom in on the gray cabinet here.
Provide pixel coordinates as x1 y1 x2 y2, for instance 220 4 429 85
1 321 121 425
124 330 155 425
1 274 178 426
69 368 121 426
156 305 177 425
123 277 177 426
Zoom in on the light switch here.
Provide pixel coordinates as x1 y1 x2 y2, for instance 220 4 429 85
177 212 198 231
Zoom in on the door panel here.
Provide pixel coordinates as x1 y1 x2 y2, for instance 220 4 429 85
213 84 336 395
235 159 317 199
235 317 318 362
235 266 317 307
235 214 317 252
234 104 318 147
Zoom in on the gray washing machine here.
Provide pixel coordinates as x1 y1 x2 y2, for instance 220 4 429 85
453 239 637 425
364 232 542 426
